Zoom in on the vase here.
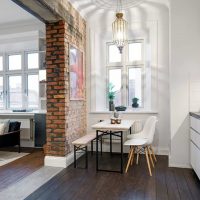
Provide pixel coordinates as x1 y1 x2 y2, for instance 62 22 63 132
109 101 115 111
132 103 139 108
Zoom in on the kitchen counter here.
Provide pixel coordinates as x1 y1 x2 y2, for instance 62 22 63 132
190 112 200 119
0 110 46 118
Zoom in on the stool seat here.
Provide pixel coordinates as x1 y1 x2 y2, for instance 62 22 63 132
72 134 96 146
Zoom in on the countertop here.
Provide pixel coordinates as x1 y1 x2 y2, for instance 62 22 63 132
190 112 200 119
0 110 46 117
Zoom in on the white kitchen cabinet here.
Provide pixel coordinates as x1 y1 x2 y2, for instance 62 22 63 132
190 114 200 179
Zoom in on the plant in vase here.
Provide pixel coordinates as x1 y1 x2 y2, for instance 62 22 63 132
108 83 116 111
132 97 139 108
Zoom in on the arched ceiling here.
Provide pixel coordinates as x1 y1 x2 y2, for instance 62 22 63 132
68 0 169 19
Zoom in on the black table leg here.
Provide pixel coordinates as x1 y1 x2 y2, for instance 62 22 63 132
86 146 88 169
100 136 103 156
110 131 112 155
91 140 93 155
130 127 132 134
121 131 123 174
74 146 76 168
96 130 99 172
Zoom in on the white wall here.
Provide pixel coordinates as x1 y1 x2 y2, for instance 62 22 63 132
169 0 200 168
86 3 170 155
0 20 45 52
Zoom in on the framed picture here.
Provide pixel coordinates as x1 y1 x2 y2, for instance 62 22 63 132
69 45 84 100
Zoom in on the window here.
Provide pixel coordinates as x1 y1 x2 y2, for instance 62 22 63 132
108 44 122 63
108 68 122 106
28 74 39 108
9 76 23 108
0 77 3 108
107 40 144 108
0 56 3 71
8 54 22 70
0 51 41 110
28 53 39 69
128 42 143 62
128 68 142 106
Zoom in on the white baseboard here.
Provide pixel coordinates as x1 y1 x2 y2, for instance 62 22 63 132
168 162 191 169
44 152 82 168
168 155 192 169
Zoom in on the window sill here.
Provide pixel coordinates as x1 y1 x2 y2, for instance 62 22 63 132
89 110 158 114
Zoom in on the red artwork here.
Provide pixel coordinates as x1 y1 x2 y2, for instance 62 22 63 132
70 46 84 100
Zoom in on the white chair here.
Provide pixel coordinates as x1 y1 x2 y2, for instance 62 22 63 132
124 117 158 176
127 116 157 164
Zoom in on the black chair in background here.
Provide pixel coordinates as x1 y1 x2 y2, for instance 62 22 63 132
0 121 21 153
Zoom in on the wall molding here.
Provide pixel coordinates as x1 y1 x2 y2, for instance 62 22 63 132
44 152 82 168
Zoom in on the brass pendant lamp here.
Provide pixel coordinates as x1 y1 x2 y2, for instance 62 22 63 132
112 0 128 54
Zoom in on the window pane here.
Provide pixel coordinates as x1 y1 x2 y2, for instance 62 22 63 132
39 70 46 82
0 56 3 71
28 75 39 108
9 76 22 108
28 53 39 69
9 54 21 70
108 45 121 63
109 69 122 106
0 77 3 108
128 68 142 107
128 43 142 62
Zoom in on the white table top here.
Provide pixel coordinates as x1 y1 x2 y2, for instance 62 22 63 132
92 120 134 131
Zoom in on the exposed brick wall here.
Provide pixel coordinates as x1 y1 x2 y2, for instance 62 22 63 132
46 2 86 157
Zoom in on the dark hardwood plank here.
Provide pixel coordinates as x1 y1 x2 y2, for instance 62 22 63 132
155 156 168 200
183 169 200 200
173 168 193 200
165 168 180 200
25 153 200 200
0 148 44 191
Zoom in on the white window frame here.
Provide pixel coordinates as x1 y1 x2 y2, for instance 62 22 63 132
0 51 40 110
106 39 145 109
106 66 123 107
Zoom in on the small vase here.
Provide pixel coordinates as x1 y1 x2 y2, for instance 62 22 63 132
109 101 115 111
132 103 139 108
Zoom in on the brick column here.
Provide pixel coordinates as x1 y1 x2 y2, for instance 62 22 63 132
46 20 68 157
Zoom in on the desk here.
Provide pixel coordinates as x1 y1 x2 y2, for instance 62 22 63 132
92 120 134 173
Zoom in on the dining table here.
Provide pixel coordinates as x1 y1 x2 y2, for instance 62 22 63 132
92 119 135 173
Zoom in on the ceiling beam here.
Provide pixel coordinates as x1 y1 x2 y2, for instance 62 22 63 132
11 0 83 40
11 0 61 23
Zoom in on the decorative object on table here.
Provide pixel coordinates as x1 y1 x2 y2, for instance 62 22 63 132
111 110 121 124
115 106 127 111
69 45 84 100
111 118 122 124
108 83 116 111
112 0 128 54
132 97 139 108
114 111 119 118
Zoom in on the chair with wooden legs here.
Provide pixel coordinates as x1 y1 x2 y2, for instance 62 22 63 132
124 117 158 176
127 116 157 165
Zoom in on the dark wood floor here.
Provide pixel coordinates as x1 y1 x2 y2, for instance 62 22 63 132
26 153 200 200
0 148 44 191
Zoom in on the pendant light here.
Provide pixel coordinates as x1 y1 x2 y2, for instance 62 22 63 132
112 0 128 54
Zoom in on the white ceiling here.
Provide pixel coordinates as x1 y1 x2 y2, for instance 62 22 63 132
69 0 169 19
0 0 37 25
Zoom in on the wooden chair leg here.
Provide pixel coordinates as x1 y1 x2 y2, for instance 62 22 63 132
136 146 141 165
147 146 154 168
125 147 134 173
150 145 157 162
136 153 139 165
130 147 135 166
128 146 131 158
145 147 152 176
